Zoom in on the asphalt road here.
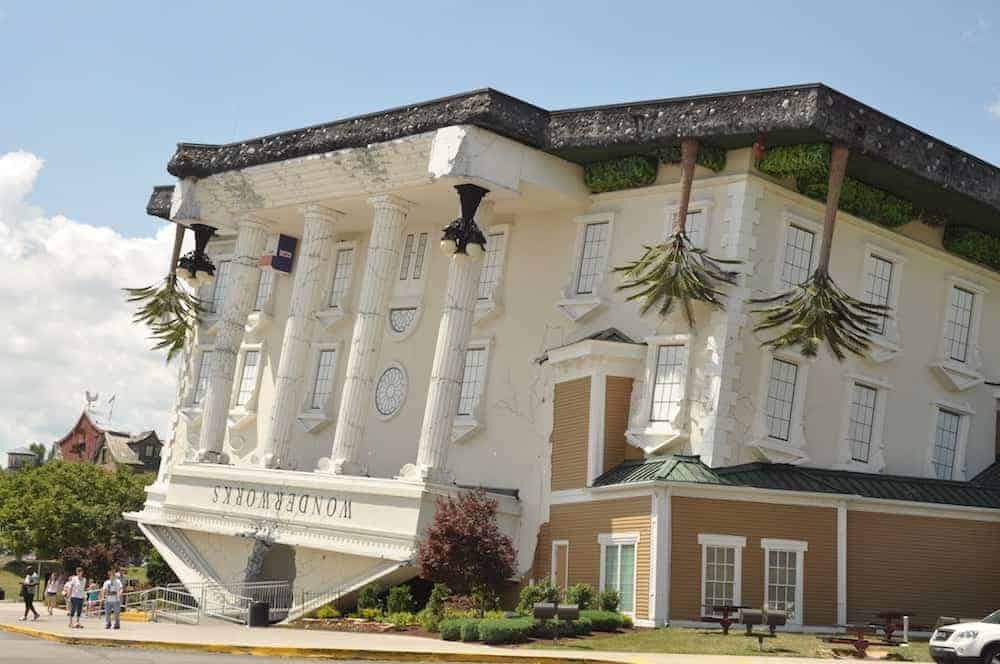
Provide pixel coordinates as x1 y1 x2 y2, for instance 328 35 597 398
0 629 417 663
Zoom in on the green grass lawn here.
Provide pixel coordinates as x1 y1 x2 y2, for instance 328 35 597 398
522 626 934 661
0 557 63 603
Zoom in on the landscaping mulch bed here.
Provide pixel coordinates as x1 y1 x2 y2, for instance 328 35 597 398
287 618 436 639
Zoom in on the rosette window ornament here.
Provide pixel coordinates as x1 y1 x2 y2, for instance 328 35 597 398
177 223 218 288
439 184 489 258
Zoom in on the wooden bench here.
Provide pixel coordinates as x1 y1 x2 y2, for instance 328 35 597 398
823 624 901 658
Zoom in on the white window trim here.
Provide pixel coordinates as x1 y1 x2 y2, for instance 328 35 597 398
386 301 424 342
556 212 615 322
246 234 280 337
925 399 975 481
183 344 216 411
598 532 640 616
317 240 359 331
932 275 988 391
228 342 266 431
860 243 906 363
665 197 715 250
474 223 511 325
453 337 494 444
200 246 235 333
773 210 822 292
627 334 693 455
296 341 343 433
386 231 432 339
835 373 892 472
550 539 569 589
698 534 745 615
761 538 808 625
751 350 810 463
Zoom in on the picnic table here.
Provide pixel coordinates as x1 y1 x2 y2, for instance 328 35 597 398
823 623 902 658
701 604 750 636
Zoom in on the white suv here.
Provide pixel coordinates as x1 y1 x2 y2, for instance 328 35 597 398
931 611 1000 664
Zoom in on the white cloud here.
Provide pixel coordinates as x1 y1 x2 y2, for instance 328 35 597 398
988 96 1000 120
0 151 183 463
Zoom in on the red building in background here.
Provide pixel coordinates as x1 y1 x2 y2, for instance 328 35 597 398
54 410 161 473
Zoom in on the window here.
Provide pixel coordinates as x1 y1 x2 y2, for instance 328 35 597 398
779 225 815 289
685 209 707 249
600 534 638 614
944 286 975 363
650 345 687 422
847 383 877 463
253 267 274 312
478 229 508 301
698 534 745 615
457 347 488 416
328 247 355 308
933 408 961 480
765 358 799 441
209 260 232 314
863 255 894 335
576 222 610 295
193 351 214 405
310 350 337 410
399 232 429 281
234 350 260 407
761 539 807 624
551 541 569 591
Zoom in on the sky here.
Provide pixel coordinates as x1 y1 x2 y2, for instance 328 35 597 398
1 0 999 461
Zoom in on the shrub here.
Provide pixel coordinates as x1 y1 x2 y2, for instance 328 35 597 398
439 618 465 641
583 156 658 193
358 607 383 622
580 609 624 632
313 604 340 620
387 585 414 614
799 176 913 228
419 583 450 632
460 619 482 642
564 583 596 610
572 616 593 636
477 617 535 644
516 580 560 615
655 143 728 173
598 589 620 612
387 611 414 630
622 613 633 629
532 618 582 639
356 584 382 611
944 225 1000 271
756 143 830 180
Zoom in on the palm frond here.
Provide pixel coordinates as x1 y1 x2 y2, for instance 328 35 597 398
614 232 740 327
749 270 889 360
123 275 202 362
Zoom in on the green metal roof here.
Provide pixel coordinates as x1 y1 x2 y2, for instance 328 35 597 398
972 460 1000 487
593 458 1000 510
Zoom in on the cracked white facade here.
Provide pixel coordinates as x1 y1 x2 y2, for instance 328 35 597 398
129 123 1000 620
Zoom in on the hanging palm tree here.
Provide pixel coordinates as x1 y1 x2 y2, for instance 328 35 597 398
750 144 888 360
615 138 740 326
124 223 202 362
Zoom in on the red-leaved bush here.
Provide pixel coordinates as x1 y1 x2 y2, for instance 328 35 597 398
417 489 515 612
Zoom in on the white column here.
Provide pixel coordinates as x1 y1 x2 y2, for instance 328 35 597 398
259 205 342 470
402 201 492 483
197 216 270 463
837 500 848 625
321 195 411 475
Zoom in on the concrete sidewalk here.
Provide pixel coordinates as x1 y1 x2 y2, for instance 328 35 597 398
0 601 829 664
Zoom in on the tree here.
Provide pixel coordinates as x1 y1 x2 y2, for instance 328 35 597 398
0 461 153 560
144 548 179 587
61 543 127 581
28 442 47 468
615 138 740 326
417 489 515 616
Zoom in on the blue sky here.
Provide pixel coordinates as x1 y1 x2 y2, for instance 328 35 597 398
2 1 999 239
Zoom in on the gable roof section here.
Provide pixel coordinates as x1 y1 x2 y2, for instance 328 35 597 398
150 84 1000 234
594 457 1000 510
972 460 1000 487
99 432 143 466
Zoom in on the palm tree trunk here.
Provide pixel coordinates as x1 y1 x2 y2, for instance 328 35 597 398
816 143 849 275
672 138 699 235
167 223 185 280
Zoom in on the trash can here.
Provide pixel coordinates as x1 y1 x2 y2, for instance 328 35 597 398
248 601 270 627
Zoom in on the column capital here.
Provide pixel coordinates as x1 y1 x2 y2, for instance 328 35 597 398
235 212 275 232
298 203 345 222
367 194 414 214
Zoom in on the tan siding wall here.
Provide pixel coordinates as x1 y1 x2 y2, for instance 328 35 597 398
603 376 643 470
532 497 652 620
551 377 590 491
847 511 1000 623
671 496 838 626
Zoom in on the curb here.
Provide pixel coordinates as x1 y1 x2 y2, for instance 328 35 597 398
0 622 629 664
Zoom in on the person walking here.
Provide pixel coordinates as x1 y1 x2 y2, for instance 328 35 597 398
18 567 39 621
64 567 86 628
44 572 62 616
100 569 123 630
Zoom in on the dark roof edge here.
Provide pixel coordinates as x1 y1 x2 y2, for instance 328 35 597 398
147 185 174 220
